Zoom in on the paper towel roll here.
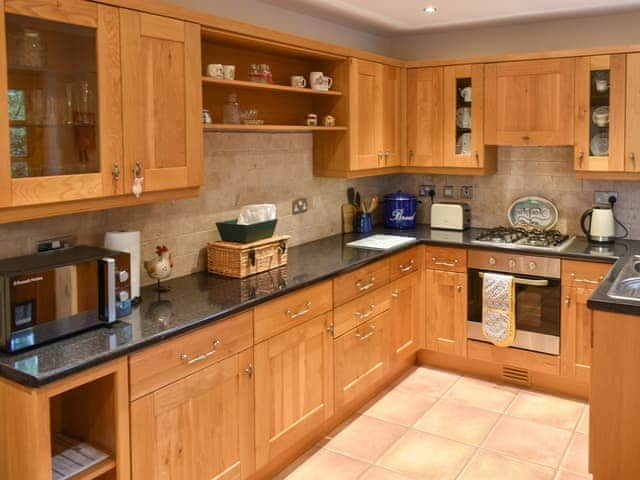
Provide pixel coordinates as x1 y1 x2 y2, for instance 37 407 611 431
104 231 141 299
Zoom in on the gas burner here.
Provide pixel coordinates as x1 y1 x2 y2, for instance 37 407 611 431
473 226 575 251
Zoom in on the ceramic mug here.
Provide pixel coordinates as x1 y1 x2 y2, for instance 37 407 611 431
459 86 472 102
456 107 472 128
594 112 609 127
595 78 609 93
306 113 318 126
206 63 224 78
310 72 333 90
322 115 335 127
456 133 472 154
290 75 307 88
223 65 236 80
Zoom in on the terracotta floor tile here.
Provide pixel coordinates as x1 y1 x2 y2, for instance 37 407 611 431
324 415 407 463
483 416 572 467
275 448 370 480
506 391 585 430
393 366 461 398
459 450 556 480
360 388 437 426
562 433 590 474
444 377 518 413
556 470 593 480
358 466 412 480
413 398 500 445
377 429 475 480
576 406 589 435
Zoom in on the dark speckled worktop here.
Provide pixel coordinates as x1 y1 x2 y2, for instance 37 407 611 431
1 225 637 388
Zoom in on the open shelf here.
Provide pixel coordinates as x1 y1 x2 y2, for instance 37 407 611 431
202 76 342 96
52 433 115 480
203 124 347 132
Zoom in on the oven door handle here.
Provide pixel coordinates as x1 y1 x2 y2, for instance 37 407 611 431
478 272 549 287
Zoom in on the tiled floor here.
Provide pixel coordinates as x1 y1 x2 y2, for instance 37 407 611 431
276 366 591 480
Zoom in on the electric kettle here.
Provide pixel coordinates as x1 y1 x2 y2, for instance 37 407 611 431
581 205 617 243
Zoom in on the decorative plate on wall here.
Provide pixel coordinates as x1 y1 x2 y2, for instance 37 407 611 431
507 196 559 230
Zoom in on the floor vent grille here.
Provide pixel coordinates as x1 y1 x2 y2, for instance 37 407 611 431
502 365 530 386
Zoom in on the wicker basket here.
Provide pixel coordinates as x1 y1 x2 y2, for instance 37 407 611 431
207 235 290 278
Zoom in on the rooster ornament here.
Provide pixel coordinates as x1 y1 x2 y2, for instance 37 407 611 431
144 245 173 292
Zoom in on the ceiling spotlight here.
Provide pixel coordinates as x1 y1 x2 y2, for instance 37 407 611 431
423 6 437 13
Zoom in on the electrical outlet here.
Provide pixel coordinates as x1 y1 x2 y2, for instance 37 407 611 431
443 185 455 199
419 184 435 197
460 186 473 199
594 191 618 205
292 197 308 214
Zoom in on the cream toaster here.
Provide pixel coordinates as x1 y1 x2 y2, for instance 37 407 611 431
431 202 471 231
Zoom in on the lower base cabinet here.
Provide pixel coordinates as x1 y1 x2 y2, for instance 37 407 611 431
130 349 255 480
389 272 421 363
425 269 467 356
561 286 594 384
335 312 389 408
254 312 335 469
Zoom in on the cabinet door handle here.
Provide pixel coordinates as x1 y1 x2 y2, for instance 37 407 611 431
326 324 335 336
399 259 415 272
356 277 376 291
522 135 530 142
286 300 312 319
244 363 253 379
355 323 376 341
180 339 220 364
570 272 602 285
578 151 585 168
355 304 376 319
408 149 414 164
391 289 400 298
112 164 120 182
456 285 463 292
564 296 571 306
631 152 637 168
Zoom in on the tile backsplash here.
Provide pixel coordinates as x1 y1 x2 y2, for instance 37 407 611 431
395 146 640 238
1 142 639 284
0 133 387 283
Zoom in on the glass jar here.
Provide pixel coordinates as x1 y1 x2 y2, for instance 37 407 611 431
19 29 45 68
248 64 259 82
223 93 241 124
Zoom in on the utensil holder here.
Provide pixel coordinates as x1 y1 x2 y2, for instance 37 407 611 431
355 212 373 234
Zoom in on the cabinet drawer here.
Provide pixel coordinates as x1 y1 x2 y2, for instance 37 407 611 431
562 260 611 287
425 246 467 272
333 259 390 306
333 285 392 338
389 247 422 281
254 281 333 343
129 310 253 400
334 313 388 408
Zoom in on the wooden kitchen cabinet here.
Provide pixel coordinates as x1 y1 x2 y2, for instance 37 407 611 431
389 271 420 363
425 269 467 356
485 58 575 145
131 349 255 480
407 67 443 167
0 0 123 208
120 10 203 194
574 55 626 172
350 58 402 170
254 312 334 469
625 53 640 172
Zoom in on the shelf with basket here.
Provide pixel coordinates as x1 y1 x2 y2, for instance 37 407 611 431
203 124 347 132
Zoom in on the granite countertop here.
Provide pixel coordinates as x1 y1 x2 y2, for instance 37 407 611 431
1 225 637 388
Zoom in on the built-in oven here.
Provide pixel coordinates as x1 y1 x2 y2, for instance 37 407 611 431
467 250 561 356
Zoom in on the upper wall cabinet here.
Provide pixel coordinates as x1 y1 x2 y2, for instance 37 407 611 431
0 0 123 208
574 55 626 172
485 58 575 146
407 67 443 167
625 53 640 173
120 11 202 194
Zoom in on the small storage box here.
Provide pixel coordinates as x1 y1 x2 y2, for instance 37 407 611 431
216 219 277 243
208 235 290 278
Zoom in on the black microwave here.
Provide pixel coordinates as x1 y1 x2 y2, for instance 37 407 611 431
0 246 132 353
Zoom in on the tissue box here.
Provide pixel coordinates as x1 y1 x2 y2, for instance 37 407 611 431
216 219 277 243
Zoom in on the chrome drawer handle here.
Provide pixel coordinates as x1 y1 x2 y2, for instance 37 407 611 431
355 324 376 341
356 277 376 291
180 339 220 364
399 259 415 272
432 257 457 267
355 304 376 319
570 272 602 285
286 300 312 319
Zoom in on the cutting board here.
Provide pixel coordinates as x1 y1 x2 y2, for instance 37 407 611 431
342 204 357 233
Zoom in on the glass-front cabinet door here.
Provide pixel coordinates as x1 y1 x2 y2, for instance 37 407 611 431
0 0 122 208
443 64 484 168
574 55 626 172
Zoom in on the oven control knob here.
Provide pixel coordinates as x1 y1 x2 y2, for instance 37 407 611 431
489 257 497 266
118 290 130 303
508 259 516 269
529 261 537 271
116 270 129 283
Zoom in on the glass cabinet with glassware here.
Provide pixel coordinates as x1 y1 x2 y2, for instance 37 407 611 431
0 0 124 208
574 55 626 172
